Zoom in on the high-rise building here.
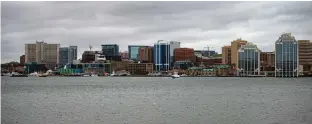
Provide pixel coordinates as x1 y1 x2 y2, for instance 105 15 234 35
138 46 153 63
69 46 78 63
169 41 181 62
154 41 170 71
20 55 25 65
59 46 78 66
222 45 231 64
59 47 69 66
101 44 119 56
237 42 260 76
275 33 299 77
298 40 312 74
25 41 60 69
174 48 195 62
231 38 248 68
128 45 148 61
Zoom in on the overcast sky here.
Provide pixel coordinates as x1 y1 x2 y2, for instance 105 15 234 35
1 1 312 63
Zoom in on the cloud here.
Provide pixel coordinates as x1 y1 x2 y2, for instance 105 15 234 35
1 1 312 63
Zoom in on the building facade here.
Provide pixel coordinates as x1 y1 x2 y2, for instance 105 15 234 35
59 47 69 66
298 40 312 75
20 55 25 65
260 52 275 74
275 33 299 77
154 41 170 71
110 60 131 71
59 46 77 67
169 41 181 62
174 48 195 62
222 46 231 64
231 39 248 68
237 42 260 76
173 61 194 70
120 51 129 59
128 63 154 75
59 63 111 74
81 51 96 63
101 44 119 56
194 50 218 57
25 41 60 70
138 46 153 63
128 45 148 61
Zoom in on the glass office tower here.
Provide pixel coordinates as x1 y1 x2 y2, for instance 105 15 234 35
237 42 260 76
128 45 148 61
154 41 170 72
101 44 119 56
275 33 299 77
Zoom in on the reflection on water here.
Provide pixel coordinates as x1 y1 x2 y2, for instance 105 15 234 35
2 77 312 124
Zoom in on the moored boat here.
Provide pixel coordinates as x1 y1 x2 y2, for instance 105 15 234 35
171 72 180 79
10 74 28 77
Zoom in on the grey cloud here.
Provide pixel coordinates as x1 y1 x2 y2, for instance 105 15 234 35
1 1 312 63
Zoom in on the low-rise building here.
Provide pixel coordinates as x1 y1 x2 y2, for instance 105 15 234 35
128 63 153 75
59 63 111 74
110 60 131 71
173 60 194 70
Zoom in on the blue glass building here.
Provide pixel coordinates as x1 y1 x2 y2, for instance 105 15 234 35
275 33 298 77
154 41 170 72
101 44 119 56
237 43 260 76
128 45 148 61
59 46 77 67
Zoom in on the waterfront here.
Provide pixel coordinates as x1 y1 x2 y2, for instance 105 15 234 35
2 77 312 124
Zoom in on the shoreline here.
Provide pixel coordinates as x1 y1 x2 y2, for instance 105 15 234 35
5 75 309 78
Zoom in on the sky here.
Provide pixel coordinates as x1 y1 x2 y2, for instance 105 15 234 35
1 1 312 63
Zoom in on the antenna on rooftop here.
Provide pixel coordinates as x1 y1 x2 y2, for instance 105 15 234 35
89 44 93 51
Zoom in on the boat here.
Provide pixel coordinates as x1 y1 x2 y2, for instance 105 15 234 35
83 73 98 77
181 74 187 76
110 70 116 77
171 72 180 79
28 72 39 77
10 74 28 77
83 74 92 77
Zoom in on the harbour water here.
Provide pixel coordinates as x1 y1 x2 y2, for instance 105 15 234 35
2 77 312 124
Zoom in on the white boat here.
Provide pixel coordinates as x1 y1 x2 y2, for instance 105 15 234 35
83 74 98 77
28 72 39 76
171 72 180 79
181 74 187 77
110 71 116 77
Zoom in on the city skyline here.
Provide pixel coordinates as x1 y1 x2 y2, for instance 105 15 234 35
2 1 312 63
